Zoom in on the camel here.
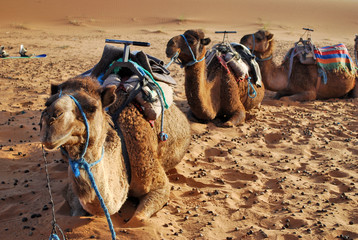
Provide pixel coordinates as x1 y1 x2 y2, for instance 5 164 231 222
240 30 358 101
355 34 358 66
166 29 265 127
40 76 191 226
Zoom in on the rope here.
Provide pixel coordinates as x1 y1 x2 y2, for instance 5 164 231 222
128 59 169 109
180 34 205 67
247 77 257 98
131 61 169 141
255 55 273 62
42 146 66 240
60 94 117 240
109 57 169 142
251 34 255 54
165 51 179 69
82 159 117 240
318 67 328 84
249 34 272 62
112 58 169 109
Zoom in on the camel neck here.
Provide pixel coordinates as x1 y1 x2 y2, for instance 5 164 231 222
258 54 288 92
183 57 219 120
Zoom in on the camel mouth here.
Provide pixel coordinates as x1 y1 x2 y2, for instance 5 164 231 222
41 131 73 150
166 48 180 60
165 48 175 59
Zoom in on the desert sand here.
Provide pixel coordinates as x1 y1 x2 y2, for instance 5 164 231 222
0 0 357 239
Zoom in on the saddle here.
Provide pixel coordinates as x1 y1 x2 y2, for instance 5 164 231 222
84 44 175 123
205 42 262 87
285 39 355 84
90 44 176 85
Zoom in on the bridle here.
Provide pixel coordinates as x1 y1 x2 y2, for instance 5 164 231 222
168 34 206 68
42 90 119 240
249 33 273 62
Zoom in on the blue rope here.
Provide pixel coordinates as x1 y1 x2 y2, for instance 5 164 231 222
59 93 117 240
110 58 169 141
180 34 205 67
82 158 116 240
128 59 169 109
130 61 169 141
65 147 104 178
251 34 255 54
68 95 90 160
165 51 180 69
247 77 257 98
318 67 328 84
49 234 61 240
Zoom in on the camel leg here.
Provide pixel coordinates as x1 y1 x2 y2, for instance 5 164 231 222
222 103 246 128
280 91 317 102
66 183 88 216
126 173 170 227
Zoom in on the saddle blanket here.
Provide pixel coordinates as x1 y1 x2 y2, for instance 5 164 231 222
314 43 355 71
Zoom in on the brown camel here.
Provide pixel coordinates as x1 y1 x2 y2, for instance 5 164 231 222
355 34 358 65
40 76 191 226
166 29 264 127
240 30 358 101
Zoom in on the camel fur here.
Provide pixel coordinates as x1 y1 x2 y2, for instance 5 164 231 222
166 29 264 127
240 30 358 101
40 76 191 226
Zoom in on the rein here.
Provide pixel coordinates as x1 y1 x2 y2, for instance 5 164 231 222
179 34 205 67
57 92 117 240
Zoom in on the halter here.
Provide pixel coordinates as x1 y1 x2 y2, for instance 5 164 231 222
249 33 273 62
179 34 205 67
58 93 103 177
56 91 117 240
165 50 180 69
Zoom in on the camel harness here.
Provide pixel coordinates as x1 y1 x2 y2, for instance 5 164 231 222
58 90 118 240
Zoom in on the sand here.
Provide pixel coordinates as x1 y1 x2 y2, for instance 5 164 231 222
0 0 357 239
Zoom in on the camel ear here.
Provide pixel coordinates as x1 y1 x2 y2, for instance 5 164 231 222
101 85 117 108
266 32 274 42
50 84 60 95
201 38 211 46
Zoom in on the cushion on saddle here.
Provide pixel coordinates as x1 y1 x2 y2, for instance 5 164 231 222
314 44 355 71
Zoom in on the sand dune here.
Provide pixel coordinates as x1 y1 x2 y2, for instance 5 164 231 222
0 0 357 239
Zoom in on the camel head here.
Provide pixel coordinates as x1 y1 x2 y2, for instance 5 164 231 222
240 30 274 57
166 29 211 67
40 77 117 150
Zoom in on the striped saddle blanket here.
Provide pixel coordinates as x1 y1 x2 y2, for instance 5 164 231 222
313 43 355 71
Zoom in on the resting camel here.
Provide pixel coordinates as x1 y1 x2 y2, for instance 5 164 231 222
240 30 358 101
166 29 264 127
355 34 358 66
40 76 191 226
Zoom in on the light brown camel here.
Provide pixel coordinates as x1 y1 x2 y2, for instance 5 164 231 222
166 29 265 127
40 76 191 226
240 30 358 101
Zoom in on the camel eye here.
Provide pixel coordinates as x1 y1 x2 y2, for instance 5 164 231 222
186 37 195 45
50 112 64 122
